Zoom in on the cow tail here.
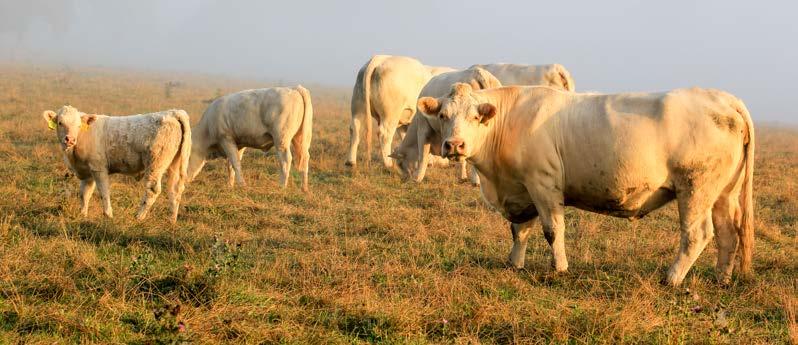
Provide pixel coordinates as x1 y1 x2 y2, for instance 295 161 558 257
175 110 192 183
553 64 575 91
736 101 755 277
295 85 313 192
362 56 383 165
473 66 502 90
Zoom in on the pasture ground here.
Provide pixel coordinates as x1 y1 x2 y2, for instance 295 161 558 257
0 64 795 344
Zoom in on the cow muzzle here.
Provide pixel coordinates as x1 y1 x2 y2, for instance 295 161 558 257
63 136 76 149
443 138 466 159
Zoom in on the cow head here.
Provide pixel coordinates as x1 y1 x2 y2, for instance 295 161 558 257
417 83 496 161
42 105 95 151
388 148 415 180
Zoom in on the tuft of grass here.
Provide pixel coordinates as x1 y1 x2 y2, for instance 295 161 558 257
0 62 796 343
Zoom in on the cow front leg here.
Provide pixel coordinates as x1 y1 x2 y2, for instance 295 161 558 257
459 160 469 182
79 178 95 216
220 139 245 187
536 203 568 272
93 170 113 218
414 142 432 182
509 220 536 269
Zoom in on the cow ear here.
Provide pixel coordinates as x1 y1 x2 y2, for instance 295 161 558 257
83 114 96 125
417 97 441 116
43 110 57 130
477 103 497 124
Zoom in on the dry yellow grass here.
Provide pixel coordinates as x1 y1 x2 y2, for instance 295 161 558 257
0 63 796 344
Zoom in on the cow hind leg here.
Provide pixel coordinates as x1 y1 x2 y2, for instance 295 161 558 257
220 139 245 187
166 156 186 223
469 166 481 186
378 121 398 169
665 192 717 286
713 194 740 285
346 114 361 166
136 168 166 221
291 142 310 192
227 148 245 188
509 220 536 268
276 144 293 188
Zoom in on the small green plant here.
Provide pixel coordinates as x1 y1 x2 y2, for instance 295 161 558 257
205 234 243 280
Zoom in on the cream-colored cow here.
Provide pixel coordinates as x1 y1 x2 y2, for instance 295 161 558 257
188 86 313 191
390 66 501 185
42 106 192 222
470 63 575 91
346 55 453 168
418 83 755 286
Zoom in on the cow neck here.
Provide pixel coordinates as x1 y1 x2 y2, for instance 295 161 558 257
469 88 518 174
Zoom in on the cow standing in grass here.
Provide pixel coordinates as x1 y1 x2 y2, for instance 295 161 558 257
42 105 192 222
187 86 313 191
347 55 455 168
418 83 755 286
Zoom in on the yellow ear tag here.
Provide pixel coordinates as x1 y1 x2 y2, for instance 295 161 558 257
48 119 57 130
81 123 90 131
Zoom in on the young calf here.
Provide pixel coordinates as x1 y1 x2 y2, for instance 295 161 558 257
43 105 192 222
187 86 313 191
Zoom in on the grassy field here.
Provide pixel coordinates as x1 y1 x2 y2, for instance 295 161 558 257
0 63 795 344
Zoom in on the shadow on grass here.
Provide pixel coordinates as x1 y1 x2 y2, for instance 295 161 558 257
19 214 205 253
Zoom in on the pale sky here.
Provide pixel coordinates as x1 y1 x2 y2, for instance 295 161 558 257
1 0 795 122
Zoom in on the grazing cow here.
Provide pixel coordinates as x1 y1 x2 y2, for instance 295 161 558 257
346 55 454 168
187 86 313 191
42 105 192 222
418 83 755 286
470 63 575 91
390 66 502 185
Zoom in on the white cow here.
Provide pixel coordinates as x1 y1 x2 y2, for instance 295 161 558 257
346 55 454 168
390 66 502 185
470 63 575 91
188 86 313 191
418 83 755 286
42 105 192 222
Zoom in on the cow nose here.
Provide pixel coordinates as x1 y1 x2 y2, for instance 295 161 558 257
444 139 465 155
64 136 75 146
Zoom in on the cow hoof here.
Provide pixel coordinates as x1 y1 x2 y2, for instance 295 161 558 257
344 161 355 167
660 276 682 287
716 274 732 287
508 255 525 269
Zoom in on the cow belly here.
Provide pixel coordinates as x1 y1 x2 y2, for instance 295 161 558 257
237 133 274 150
107 153 145 175
564 183 675 219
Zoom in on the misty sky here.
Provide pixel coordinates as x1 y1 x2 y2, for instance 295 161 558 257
1 0 796 122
